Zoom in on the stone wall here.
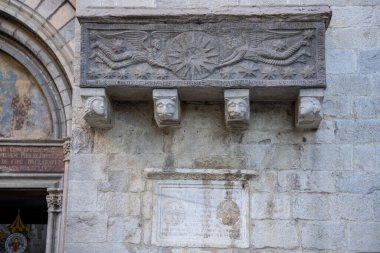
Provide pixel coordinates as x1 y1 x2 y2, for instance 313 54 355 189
66 0 380 252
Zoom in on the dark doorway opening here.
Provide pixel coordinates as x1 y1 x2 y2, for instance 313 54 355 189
0 188 48 253
0 189 48 224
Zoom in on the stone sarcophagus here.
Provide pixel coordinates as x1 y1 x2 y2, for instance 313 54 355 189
78 7 331 128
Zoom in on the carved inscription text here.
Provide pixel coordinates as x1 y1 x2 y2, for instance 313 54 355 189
152 180 249 248
0 146 64 173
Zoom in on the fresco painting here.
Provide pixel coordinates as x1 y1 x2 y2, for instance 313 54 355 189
0 51 52 139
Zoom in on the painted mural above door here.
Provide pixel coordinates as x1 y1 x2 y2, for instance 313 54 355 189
0 52 52 139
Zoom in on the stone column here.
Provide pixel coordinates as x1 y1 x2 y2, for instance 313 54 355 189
58 138 70 253
45 188 63 253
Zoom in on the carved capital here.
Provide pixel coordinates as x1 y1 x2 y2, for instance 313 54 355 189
295 88 324 129
46 188 63 213
81 88 112 129
224 89 250 129
153 89 181 127
63 138 71 161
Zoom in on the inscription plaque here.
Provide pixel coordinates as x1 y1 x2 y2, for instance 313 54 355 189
152 180 249 248
0 146 64 173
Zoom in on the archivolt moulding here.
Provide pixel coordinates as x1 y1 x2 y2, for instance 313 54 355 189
0 14 73 138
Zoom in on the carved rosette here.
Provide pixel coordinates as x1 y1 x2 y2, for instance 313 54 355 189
46 188 63 213
166 31 219 80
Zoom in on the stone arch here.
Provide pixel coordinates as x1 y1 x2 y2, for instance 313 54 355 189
0 1 74 138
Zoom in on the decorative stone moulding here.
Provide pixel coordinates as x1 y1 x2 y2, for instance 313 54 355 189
153 89 181 127
144 168 258 181
81 88 112 128
78 6 331 129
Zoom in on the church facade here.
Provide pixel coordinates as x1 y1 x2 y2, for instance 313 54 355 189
0 0 379 252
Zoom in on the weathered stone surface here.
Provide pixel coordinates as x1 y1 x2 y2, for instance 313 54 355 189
98 170 129 193
107 216 142 243
65 243 129 253
293 193 329 220
329 194 374 221
359 49 380 73
301 221 345 250
250 193 291 219
348 222 380 251
65 212 108 243
326 49 357 74
151 180 249 248
251 220 298 249
278 170 336 193
67 181 97 212
301 144 352 170
69 153 108 180
97 192 141 216
336 171 380 194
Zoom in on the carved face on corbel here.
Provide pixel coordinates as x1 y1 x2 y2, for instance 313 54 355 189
299 97 321 122
85 97 106 116
226 97 249 120
154 97 177 120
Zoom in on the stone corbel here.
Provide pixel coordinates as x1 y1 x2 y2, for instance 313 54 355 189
295 89 324 129
153 89 181 127
224 89 250 129
81 88 112 129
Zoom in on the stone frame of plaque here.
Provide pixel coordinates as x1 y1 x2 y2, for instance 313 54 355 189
78 6 332 102
146 168 256 248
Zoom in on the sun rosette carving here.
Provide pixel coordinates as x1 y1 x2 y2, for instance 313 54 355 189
166 31 219 80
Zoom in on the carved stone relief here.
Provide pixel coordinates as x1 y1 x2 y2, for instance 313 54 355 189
79 15 328 102
295 89 324 129
224 89 250 129
79 8 330 129
153 89 181 127
83 24 323 83
63 138 70 161
81 88 112 129
46 188 63 213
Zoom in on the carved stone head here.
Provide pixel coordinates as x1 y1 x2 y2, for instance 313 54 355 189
226 97 249 120
85 96 106 116
155 97 176 120
151 39 161 50
299 97 321 123
224 89 250 129
152 89 181 127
